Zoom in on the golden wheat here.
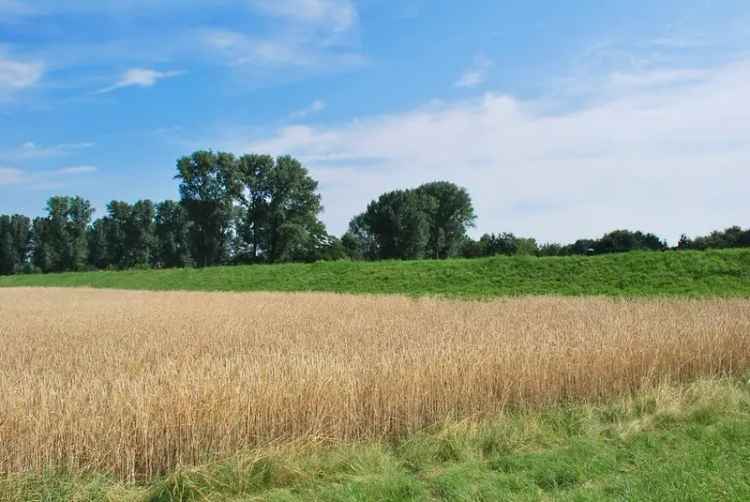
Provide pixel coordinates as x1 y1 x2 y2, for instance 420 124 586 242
0 288 749 480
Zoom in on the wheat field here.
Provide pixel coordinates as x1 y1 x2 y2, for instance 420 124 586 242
1 288 749 480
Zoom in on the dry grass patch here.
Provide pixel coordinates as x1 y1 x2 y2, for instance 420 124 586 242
1 288 749 480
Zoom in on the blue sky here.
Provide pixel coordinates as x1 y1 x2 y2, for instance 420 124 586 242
1 0 749 244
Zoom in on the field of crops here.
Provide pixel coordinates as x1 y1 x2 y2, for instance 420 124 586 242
2 287 749 485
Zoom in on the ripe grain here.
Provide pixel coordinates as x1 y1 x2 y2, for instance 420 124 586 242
1 288 748 480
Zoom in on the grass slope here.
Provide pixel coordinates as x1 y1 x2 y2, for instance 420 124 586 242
4 378 750 502
1 249 750 297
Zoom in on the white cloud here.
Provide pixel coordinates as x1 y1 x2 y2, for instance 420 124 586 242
229 59 750 245
54 165 97 175
249 0 357 32
201 1 361 73
455 55 493 88
98 68 183 93
290 99 326 119
203 30 303 66
607 68 709 90
202 29 364 69
0 163 96 188
0 55 43 91
11 141 94 159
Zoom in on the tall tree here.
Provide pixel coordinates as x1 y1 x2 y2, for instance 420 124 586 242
351 182 476 261
0 215 16 275
30 217 53 273
175 151 241 267
155 200 192 268
43 196 93 272
237 155 324 262
415 181 476 259
87 218 111 269
9 215 31 270
358 189 431 260
103 201 131 268
342 213 378 260
236 154 273 261
0 214 31 274
125 199 156 267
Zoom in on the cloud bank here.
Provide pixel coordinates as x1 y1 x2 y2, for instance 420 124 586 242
234 59 750 244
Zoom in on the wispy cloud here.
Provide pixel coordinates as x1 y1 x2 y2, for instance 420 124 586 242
201 0 361 73
290 99 326 119
0 54 43 95
0 163 97 187
54 165 97 175
97 68 183 94
228 59 750 244
455 55 493 88
10 141 94 160
248 0 357 33
606 68 710 92
202 29 364 69
203 30 303 66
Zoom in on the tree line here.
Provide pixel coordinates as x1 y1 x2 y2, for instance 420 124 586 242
1 150 748 275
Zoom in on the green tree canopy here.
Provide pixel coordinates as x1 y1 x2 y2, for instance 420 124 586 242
237 154 325 263
350 181 476 261
155 200 192 268
37 196 93 272
175 151 241 267
415 181 477 259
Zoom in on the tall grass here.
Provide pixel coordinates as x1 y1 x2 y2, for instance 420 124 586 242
1 288 749 480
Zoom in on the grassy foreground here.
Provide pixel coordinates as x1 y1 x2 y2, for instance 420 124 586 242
3 378 750 502
1 249 750 297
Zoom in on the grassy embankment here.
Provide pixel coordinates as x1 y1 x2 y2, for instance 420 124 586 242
1 249 749 297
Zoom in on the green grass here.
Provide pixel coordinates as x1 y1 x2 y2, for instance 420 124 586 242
4 378 750 501
2 249 750 297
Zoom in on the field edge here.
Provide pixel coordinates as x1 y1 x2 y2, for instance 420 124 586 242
3 376 750 502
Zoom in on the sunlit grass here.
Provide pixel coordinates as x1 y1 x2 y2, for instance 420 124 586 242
1 249 749 298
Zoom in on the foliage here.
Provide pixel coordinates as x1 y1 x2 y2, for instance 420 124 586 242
175 151 241 267
416 181 477 259
0 214 31 275
236 154 326 263
26 196 94 273
463 229 668 259
87 200 158 270
678 225 750 250
358 189 431 260
154 201 192 268
351 181 476 260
